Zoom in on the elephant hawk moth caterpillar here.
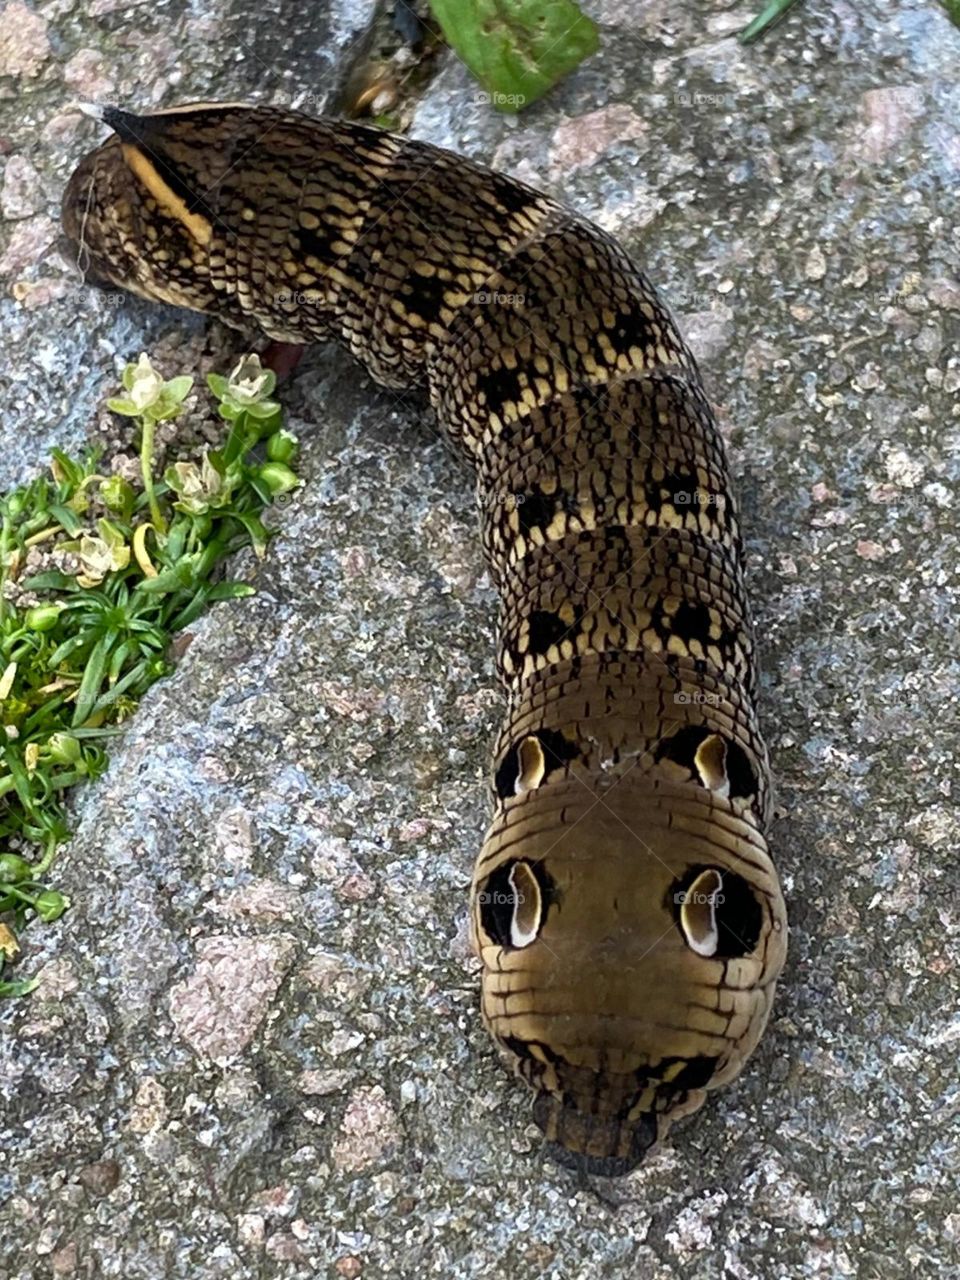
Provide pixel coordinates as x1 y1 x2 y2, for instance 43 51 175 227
62 102 787 1176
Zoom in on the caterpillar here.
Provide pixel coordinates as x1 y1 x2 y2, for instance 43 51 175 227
61 102 788 1176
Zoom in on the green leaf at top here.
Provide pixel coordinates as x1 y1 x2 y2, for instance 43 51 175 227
429 0 599 112
739 0 803 43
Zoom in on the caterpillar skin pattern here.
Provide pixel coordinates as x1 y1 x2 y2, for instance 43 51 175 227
62 103 788 1176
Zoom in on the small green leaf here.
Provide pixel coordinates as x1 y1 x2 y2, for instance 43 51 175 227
266 429 299 464
49 448 85 487
108 639 134 685
164 376 194 404
105 397 142 416
134 559 197 593
33 888 69 922
2 747 36 815
99 475 136 520
44 732 82 766
243 400 282 422
258 462 299 497
429 0 599 111
231 512 270 559
739 0 803 43
164 522 189 562
90 660 149 715
207 582 257 602
22 570 80 592
0 853 34 883
47 632 89 667
47 504 84 536
72 634 113 727
0 976 40 998
23 605 63 632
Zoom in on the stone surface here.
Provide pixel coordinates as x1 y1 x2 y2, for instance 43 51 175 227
1 1 959 1277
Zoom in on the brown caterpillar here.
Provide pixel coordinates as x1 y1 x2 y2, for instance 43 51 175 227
62 102 788 1176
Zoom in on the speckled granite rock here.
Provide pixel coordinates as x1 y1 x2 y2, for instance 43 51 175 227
1 1 959 1277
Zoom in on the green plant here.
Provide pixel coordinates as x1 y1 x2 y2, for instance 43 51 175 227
429 0 599 111
0 353 300 995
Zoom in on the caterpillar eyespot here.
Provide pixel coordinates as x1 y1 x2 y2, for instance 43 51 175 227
671 866 764 960
514 736 546 795
677 867 724 956
62 101 788 1177
477 858 557 952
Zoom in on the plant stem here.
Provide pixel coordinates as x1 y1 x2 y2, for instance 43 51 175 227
0 514 12 627
140 417 166 535
222 410 259 466
32 832 60 876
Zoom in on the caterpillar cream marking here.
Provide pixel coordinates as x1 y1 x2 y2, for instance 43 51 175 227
62 102 788 1176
